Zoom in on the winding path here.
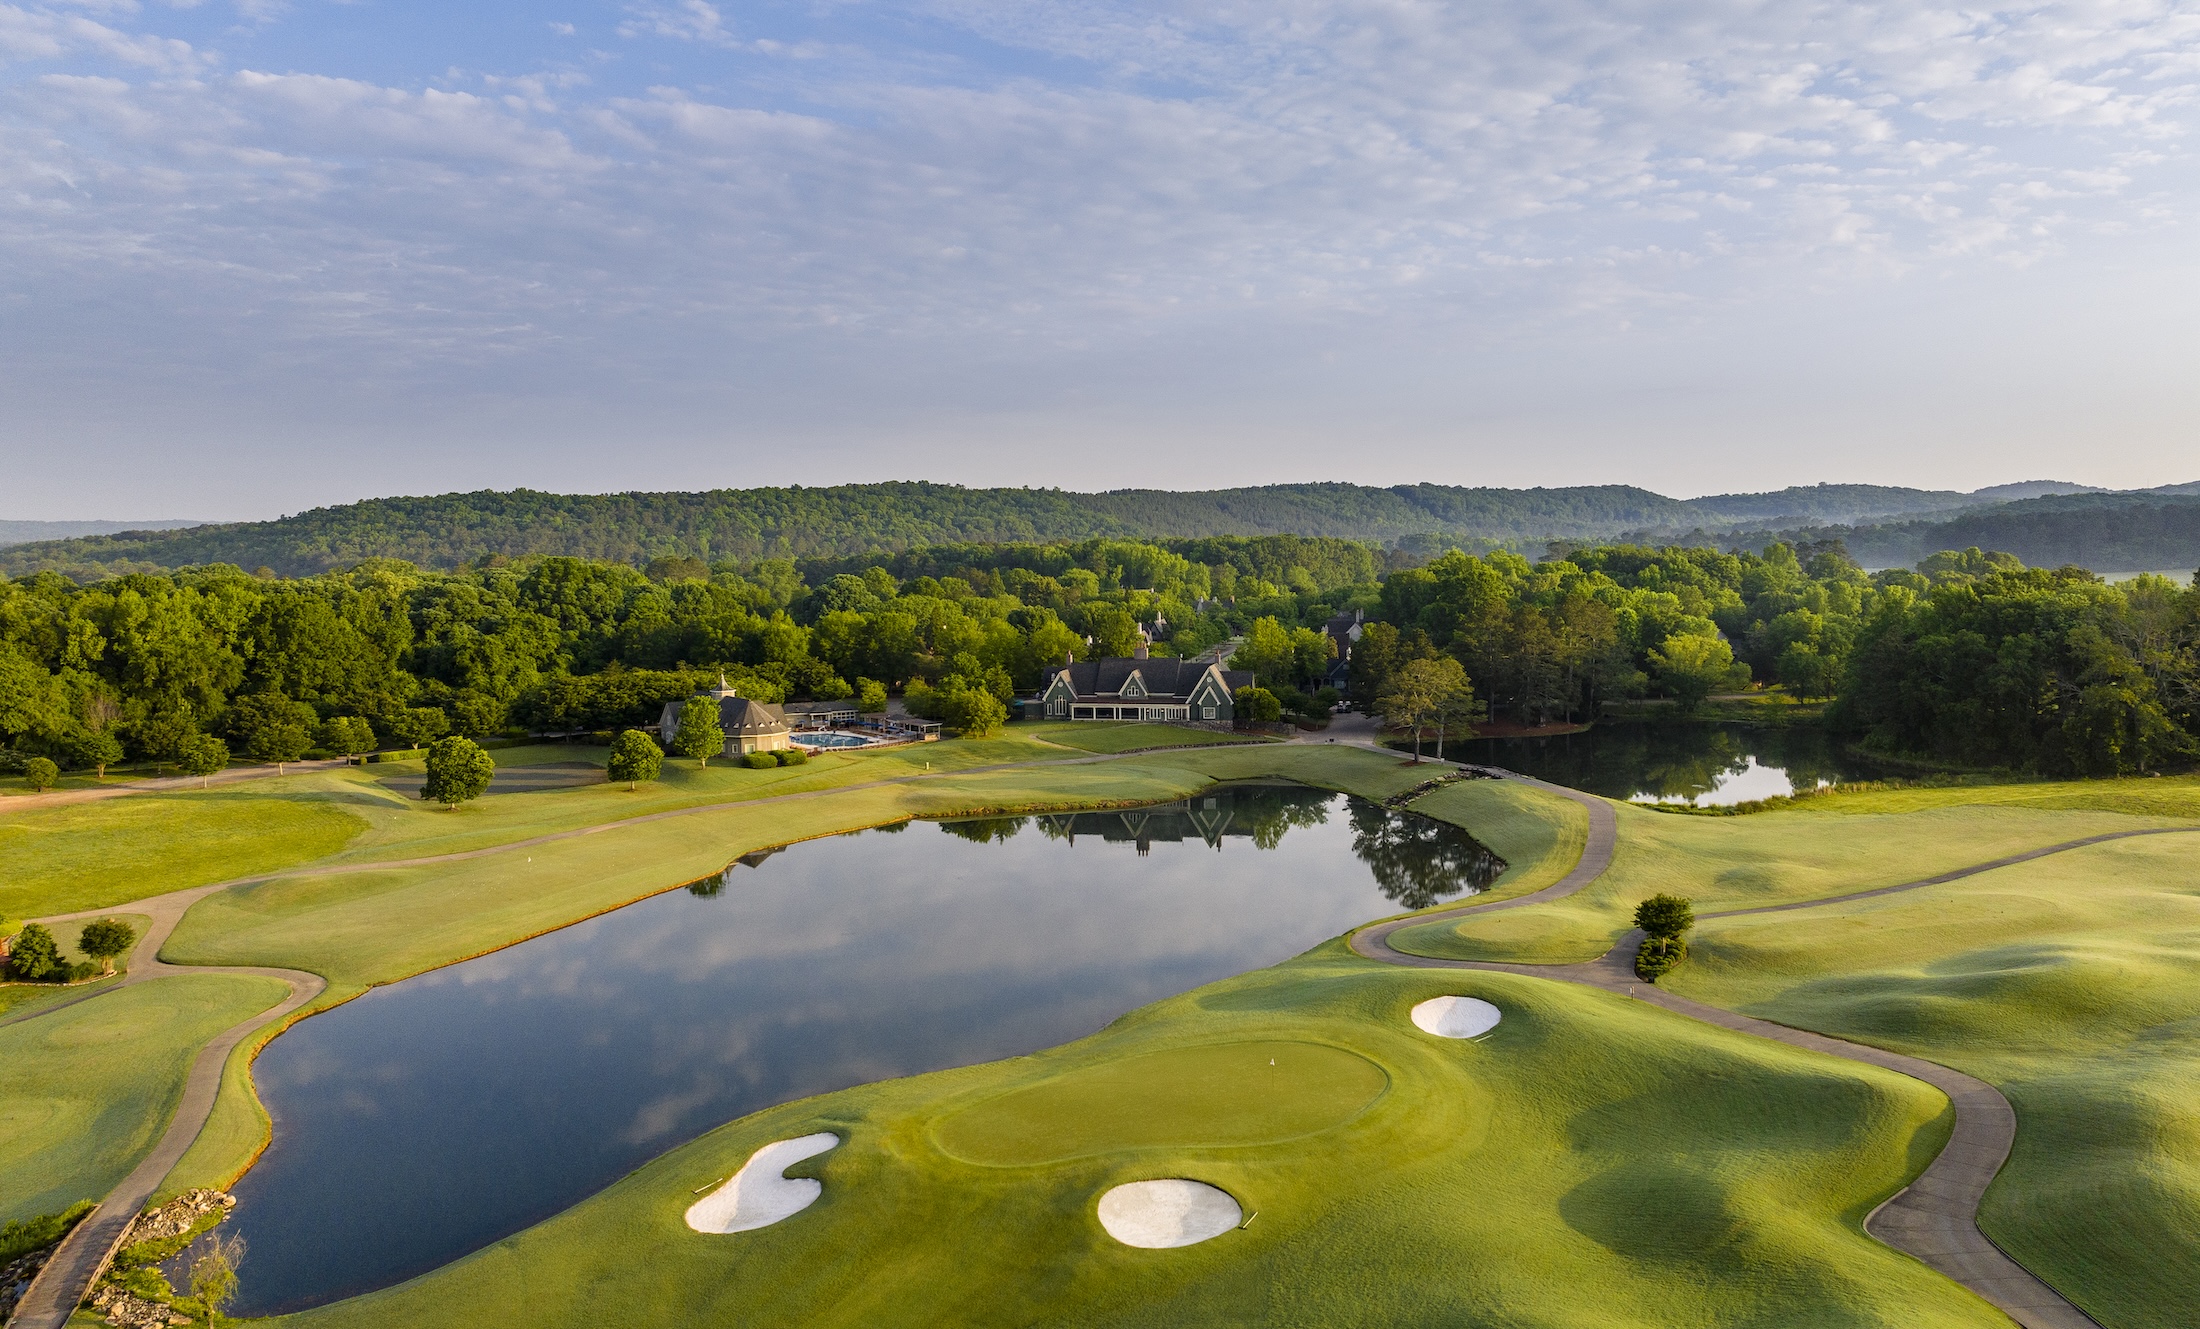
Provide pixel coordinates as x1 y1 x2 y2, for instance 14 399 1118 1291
6 892 324 1329
1352 777 2200 1329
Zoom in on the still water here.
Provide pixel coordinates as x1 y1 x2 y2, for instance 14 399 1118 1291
1454 723 1902 806
228 784 1500 1313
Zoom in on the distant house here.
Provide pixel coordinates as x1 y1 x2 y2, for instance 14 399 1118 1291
1323 608 1364 694
783 700 859 729
1032 647 1254 722
658 677 793 757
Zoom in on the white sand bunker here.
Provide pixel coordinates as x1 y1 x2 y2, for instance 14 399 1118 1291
1097 1179 1243 1248
1411 995 1502 1039
685 1133 840 1234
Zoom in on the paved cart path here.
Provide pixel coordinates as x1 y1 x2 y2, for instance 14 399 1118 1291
1353 778 2200 1329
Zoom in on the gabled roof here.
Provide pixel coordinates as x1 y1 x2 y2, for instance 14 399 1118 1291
1041 658 1247 700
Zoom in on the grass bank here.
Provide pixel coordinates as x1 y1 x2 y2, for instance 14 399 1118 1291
1667 832 2200 1328
1390 794 2200 964
270 948 1988 1329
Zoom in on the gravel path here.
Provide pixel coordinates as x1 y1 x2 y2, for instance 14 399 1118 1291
1349 775 2197 1329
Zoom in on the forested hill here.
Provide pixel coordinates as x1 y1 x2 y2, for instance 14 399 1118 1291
1721 492 2200 573
0 480 2096 578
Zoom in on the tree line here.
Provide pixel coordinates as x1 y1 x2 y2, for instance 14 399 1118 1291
0 538 1380 771
1354 542 2200 775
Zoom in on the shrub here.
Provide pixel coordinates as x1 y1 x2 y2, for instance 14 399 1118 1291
774 748 808 766
743 750 778 769
5 923 61 981
1236 687 1283 723
22 756 57 792
0 1201 95 1263
1635 935 1688 982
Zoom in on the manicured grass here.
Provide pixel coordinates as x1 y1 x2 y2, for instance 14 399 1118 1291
1019 722 1267 754
933 1041 1388 1165
1390 798 2199 964
0 973 289 1225
269 949 1989 1329
0 913 149 1019
0 790 365 920
1666 833 2200 1328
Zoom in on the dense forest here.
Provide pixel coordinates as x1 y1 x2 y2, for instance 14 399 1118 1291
0 481 2101 579
3 526 2193 779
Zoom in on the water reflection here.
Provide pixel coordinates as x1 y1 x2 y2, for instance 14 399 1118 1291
228 784 1498 1314
1457 723 1900 806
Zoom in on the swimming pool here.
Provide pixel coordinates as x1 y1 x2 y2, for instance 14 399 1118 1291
791 730 881 749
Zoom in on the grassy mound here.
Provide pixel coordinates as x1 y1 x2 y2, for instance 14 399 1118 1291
1389 799 2195 964
1669 833 2200 1327
0 791 364 920
933 1041 1388 1165
267 951 1988 1329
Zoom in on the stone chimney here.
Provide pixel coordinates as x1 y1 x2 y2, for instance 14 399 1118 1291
1133 641 1148 660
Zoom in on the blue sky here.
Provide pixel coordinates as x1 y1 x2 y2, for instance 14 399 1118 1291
4 0 2199 519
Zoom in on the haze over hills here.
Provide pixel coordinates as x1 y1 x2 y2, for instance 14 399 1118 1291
0 519 207 548
0 480 2187 579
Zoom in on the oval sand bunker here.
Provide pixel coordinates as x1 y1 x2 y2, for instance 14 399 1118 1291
1097 1179 1242 1248
685 1133 840 1234
1411 995 1502 1039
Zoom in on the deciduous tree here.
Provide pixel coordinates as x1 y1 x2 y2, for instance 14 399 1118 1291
421 735 495 808
606 729 663 790
672 697 725 766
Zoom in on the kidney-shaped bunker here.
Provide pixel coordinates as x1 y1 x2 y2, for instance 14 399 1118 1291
685 1133 840 1234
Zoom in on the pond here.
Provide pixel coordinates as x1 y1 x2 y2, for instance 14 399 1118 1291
226 784 1502 1314
1449 723 1903 806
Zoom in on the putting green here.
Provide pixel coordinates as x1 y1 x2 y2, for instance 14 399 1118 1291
932 1041 1389 1165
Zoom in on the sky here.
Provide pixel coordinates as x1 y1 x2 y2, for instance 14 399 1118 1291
4 0 2199 520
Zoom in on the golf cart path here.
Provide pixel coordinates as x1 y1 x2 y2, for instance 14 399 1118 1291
5 887 323 1329
1352 779 2200 1329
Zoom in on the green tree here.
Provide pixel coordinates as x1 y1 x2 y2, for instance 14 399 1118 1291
672 697 725 766
318 715 377 758
1425 657 1483 760
421 735 495 808
76 918 136 974
1634 894 1695 939
1378 657 1468 762
1234 685 1283 723
186 1231 245 1328
385 707 450 750
606 729 664 790
22 756 57 792
228 693 314 772
1230 616 1297 687
1647 634 1745 711
70 729 125 778
855 677 888 713
5 922 61 981
937 683 1008 737
179 735 229 788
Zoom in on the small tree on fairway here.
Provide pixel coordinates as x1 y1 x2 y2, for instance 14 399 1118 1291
77 918 135 974
606 729 663 790
22 757 57 792
1633 894 1696 983
672 697 724 766
179 736 229 789
421 736 495 809
1634 894 1695 939
5 923 61 981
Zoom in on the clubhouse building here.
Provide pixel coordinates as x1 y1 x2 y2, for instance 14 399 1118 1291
1031 651 1254 723
658 677 793 758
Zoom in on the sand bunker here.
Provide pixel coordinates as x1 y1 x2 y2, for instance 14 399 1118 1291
1097 1179 1243 1248
684 1133 840 1234
1411 995 1502 1039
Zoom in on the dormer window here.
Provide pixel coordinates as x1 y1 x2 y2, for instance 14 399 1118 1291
1120 671 1146 699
